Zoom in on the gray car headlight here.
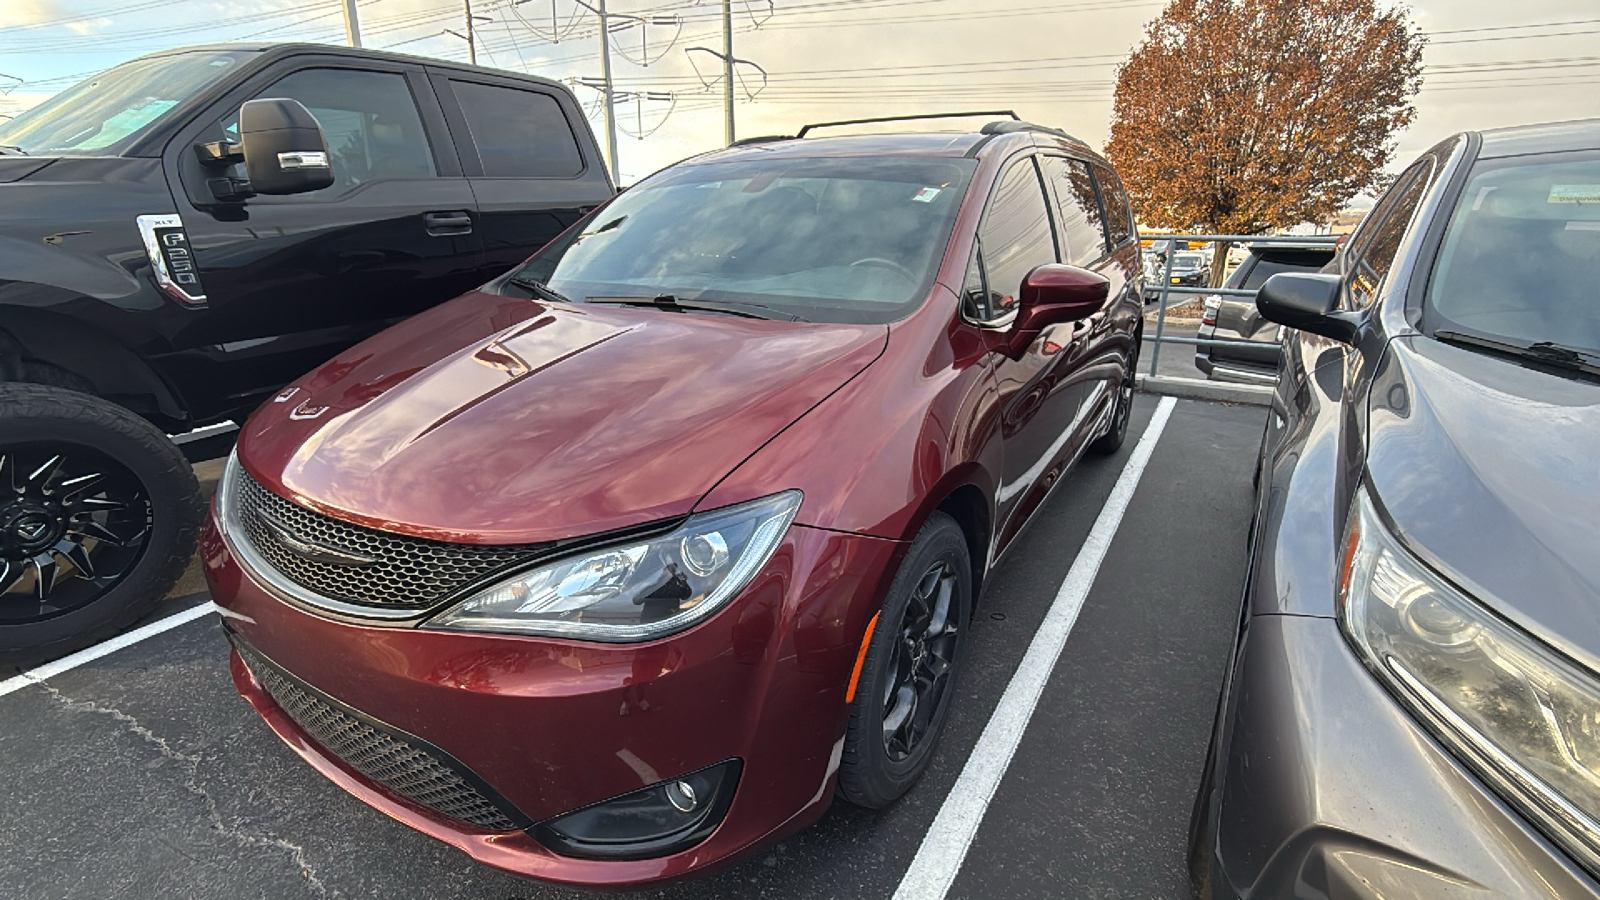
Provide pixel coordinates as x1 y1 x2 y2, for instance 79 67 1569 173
427 491 801 642
1340 488 1600 877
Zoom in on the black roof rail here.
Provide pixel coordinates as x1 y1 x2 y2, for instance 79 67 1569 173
796 110 1020 139
727 134 796 147
980 120 1071 139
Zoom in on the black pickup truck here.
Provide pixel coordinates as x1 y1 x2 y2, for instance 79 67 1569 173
0 43 614 663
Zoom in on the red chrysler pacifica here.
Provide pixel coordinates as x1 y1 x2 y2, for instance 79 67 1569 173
203 116 1145 886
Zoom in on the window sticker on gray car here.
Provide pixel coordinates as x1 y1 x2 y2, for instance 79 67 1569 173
1548 185 1600 203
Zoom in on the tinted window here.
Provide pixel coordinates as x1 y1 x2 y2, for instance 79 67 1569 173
974 158 1058 321
1092 163 1136 247
1227 250 1336 290
222 69 435 194
1347 162 1431 308
452 80 584 178
0 51 254 155
512 157 976 324
1425 150 1600 357
1039 155 1107 267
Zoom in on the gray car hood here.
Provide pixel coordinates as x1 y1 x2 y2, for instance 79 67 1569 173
1366 335 1600 670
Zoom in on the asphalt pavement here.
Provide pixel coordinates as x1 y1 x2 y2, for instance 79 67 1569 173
0 396 1263 900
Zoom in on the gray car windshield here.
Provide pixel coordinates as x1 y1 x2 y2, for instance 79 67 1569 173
0 50 254 156
510 157 977 324
1426 151 1600 358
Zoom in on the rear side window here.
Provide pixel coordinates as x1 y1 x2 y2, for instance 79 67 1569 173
1039 155 1108 267
1092 163 1136 247
970 157 1058 322
452 80 583 178
1348 162 1432 308
225 68 437 193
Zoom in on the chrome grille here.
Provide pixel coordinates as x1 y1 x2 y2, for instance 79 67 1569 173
233 469 548 613
237 642 524 831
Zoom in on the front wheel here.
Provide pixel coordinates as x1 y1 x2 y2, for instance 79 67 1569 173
1090 337 1139 455
0 383 202 666
837 512 972 808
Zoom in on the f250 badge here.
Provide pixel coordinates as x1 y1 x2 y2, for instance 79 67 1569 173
136 214 207 307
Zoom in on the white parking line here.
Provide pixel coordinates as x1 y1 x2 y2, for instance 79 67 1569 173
0 601 218 699
893 395 1178 900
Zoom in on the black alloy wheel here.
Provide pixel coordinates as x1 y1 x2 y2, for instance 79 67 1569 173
882 561 960 762
838 511 971 808
1090 336 1139 455
0 445 153 622
0 384 201 666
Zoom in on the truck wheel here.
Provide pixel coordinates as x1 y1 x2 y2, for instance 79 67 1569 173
0 383 202 667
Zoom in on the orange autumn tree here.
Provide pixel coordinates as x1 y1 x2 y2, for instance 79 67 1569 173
1106 0 1425 285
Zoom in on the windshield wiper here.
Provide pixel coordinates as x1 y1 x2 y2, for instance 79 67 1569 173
0 145 26 156
585 294 804 322
504 275 573 305
1433 329 1600 378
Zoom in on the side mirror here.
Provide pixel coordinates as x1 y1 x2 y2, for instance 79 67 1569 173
1255 272 1361 344
1007 264 1109 356
239 98 333 196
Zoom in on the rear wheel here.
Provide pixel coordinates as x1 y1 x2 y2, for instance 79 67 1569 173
837 512 971 808
0 384 201 666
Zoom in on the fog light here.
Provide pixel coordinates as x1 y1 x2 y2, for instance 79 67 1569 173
532 760 741 860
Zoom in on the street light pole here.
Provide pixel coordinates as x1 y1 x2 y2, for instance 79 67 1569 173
341 0 362 47
464 0 477 65
722 0 734 144
597 0 620 182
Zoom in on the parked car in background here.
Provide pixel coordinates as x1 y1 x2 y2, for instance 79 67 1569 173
0 43 612 664
1191 120 1600 898
1144 249 1209 303
203 115 1144 886
1194 242 1336 382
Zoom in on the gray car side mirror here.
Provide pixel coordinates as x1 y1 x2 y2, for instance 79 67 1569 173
1256 272 1362 345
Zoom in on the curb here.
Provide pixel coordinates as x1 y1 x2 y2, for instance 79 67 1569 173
1136 374 1273 407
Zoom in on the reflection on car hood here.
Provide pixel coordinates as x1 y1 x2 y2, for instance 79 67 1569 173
238 290 886 544
1367 335 1600 669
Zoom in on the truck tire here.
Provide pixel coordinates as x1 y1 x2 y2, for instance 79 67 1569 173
0 383 202 667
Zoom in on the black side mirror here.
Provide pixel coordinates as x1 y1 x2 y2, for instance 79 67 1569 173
238 98 333 196
1256 272 1361 345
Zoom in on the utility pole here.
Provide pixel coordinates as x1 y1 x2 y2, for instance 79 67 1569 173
596 0 619 182
721 0 734 144
464 0 477 65
340 0 362 47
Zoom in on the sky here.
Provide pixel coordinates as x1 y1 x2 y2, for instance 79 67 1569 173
2 0 1598 188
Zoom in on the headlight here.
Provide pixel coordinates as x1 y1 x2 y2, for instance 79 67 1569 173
1341 488 1600 877
428 491 801 642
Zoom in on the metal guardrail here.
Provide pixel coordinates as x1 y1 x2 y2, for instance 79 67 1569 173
1142 233 1339 377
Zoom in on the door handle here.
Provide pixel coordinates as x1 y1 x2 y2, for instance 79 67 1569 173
424 211 473 236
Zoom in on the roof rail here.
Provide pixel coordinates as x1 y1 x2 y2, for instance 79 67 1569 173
727 134 796 147
796 110 1019 139
980 120 1071 140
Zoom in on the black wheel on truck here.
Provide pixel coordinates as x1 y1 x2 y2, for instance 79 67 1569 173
0 383 202 667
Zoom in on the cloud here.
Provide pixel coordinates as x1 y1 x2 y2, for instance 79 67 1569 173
0 0 71 28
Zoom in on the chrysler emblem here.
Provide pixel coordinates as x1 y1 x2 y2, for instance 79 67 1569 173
257 510 377 567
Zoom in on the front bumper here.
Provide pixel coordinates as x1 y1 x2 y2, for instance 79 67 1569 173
201 514 902 887
1194 614 1599 898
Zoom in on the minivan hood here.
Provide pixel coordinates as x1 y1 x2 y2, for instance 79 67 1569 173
1366 335 1600 668
238 290 886 544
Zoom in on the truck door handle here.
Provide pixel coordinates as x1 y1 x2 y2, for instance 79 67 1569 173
424 211 473 236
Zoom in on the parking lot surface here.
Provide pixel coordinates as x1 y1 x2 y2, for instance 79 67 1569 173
0 396 1259 899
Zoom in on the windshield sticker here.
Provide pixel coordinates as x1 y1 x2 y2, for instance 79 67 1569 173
911 186 942 203
94 99 178 147
1549 185 1600 204
1565 221 1600 231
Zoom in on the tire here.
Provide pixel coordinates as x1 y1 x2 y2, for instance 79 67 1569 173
0 383 202 667
1090 335 1139 456
837 511 972 808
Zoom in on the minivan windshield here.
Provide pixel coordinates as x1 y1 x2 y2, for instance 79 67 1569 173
0 50 254 156
1426 151 1600 361
509 156 977 324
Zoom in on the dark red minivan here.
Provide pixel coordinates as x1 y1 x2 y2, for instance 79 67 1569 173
204 116 1145 886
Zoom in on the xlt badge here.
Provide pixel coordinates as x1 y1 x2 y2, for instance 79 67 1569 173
136 214 207 307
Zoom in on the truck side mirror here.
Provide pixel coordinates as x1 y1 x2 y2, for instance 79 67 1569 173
1255 272 1361 345
238 98 333 196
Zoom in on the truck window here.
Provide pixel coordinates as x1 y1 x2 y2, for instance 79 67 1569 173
450 80 584 178
222 68 436 194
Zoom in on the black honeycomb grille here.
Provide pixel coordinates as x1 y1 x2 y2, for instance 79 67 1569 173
237 642 524 831
234 469 549 612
